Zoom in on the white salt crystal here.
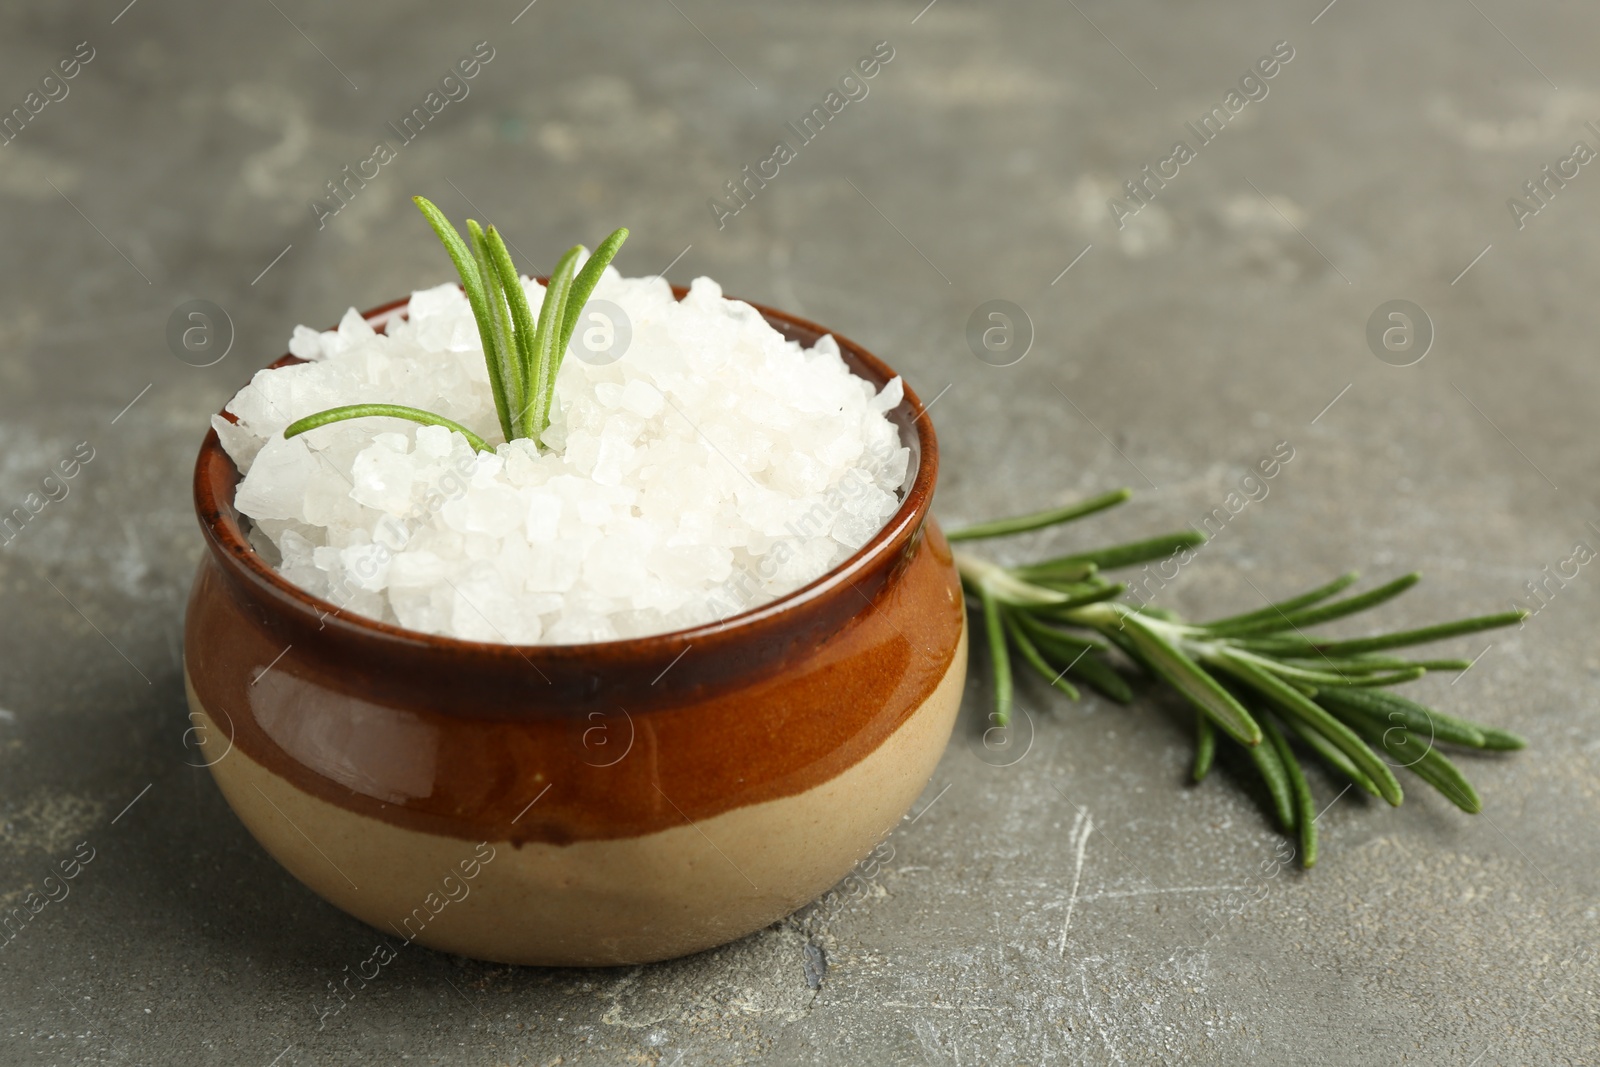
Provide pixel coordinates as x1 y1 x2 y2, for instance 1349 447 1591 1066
620 379 664 418
448 562 540 643
340 542 392 592
288 325 325 361
501 439 546 487
212 414 264 475
414 424 454 459
439 482 523 536
350 435 415 515
872 376 904 413
583 533 651 599
234 435 317 520
388 549 449 589
594 382 625 410
524 536 586 593
390 584 447 633
831 486 897 549
525 490 562 542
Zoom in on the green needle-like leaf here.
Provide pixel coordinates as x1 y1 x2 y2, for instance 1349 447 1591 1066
1116 614 1263 746
1005 558 1098 584
412 196 514 442
1004 611 1081 700
979 584 1013 727
947 489 1132 542
1341 713 1483 813
1016 530 1207 578
481 225 543 438
1032 581 1128 614
466 219 522 436
1401 748 1483 814
1010 614 1131 703
1193 712 1216 782
1065 650 1135 704
533 245 582 442
1280 715 1383 798
559 227 630 360
1304 611 1528 656
1244 713 1297 830
1477 727 1528 751
284 404 492 453
1011 612 1106 656
1209 574 1421 637
1213 652 1402 806
960 555 1081 607
1279 654 1473 674
1263 717 1319 867
1317 686 1489 748
1226 649 1425 689
1199 572 1361 630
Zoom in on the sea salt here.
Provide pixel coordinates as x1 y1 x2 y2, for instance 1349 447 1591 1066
217 268 911 644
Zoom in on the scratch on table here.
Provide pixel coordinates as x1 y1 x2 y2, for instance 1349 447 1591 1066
1074 884 1249 903
1059 808 1092 957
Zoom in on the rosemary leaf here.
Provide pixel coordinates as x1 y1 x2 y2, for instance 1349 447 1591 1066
1340 713 1483 813
1003 611 1081 700
1477 727 1528 752
959 554 1077 607
979 584 1013 727
1401 748 1483 814
1064 650 1136 704
283 405 492 453
1281 715 1383 799
1304 611 1528 656
1225 649 1425 689
1114 613 1263 746
946 489 1131 542
1015 530 1207 578
1263 717 1319 867
1004 558 1097 584
559 227 630 360
532 245 582 442
1011 615 1131 702
1316 686 1489 748
1244 712 1297 830
412 196 514 442
479 224 541 438
1193 713 1215 782
1211 652 1402 806
1279 655 1473 674
1012 612 1107 655
1030 581 1127 613
1198 572 1360 630
466 219 522 439
1207 573 1421 637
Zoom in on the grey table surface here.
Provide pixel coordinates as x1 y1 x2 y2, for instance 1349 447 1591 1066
2 1 1596 1064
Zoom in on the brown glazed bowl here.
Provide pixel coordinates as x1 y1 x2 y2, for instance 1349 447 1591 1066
183 292 967 966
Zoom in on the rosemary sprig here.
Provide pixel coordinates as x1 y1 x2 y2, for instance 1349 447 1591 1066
952 491 1527 867
283 196 628 453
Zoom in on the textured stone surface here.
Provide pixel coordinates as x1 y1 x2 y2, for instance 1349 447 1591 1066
1 1 1596 1064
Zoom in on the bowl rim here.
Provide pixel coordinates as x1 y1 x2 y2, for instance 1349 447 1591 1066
193 287 939 662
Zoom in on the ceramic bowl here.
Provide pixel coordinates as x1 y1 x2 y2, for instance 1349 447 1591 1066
184 292 966 966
